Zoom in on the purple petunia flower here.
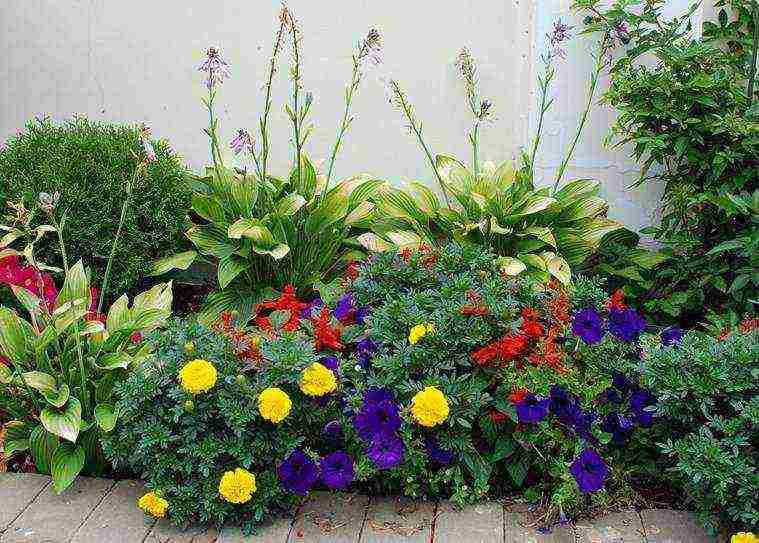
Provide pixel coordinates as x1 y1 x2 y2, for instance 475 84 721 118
198 46 231 89
515 394 550 424
572 307 605 344
570 449 609 493
353 397 402 441
425 440 455 465
548 386 576 423
630 389 657 427
356 337 380 369
323 420 343 445
355 306 371 326
277 449 319 496
333 293 356 324
612 371 634 395
602 412 634 447
321 355 340 373
609 308 646 343
320 451 355 490
367 434 405 470
301 298 325 319
660 327 684 346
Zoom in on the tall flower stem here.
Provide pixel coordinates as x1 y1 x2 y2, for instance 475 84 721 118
553 37 607 194
259 15 288 183
529 62 556 183
325 56 361 196
748 0 759 104
470 122 480 179
288 15 304 191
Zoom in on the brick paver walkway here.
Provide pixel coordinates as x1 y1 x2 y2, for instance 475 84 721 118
0 473 717 542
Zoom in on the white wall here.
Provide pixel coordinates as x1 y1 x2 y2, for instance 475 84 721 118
1 0 697 231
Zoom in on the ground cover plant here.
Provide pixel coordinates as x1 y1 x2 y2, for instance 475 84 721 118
0 118 190 303
153 6 385 325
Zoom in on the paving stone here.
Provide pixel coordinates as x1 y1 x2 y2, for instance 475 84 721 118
3 476 114 543
289 491 368 542
503 504 575 543
434 501 503 542
640 509 716 543
219 514 293 543
574 511 645 542
147 521 219 543
71 479 154 543
0 473 51 532
361 496 435 543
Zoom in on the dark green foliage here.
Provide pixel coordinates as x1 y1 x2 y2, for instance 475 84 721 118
642 330 759 533
0 117 191 301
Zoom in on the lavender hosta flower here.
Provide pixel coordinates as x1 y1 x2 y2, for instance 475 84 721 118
230 129 254 155
320 451 355 490
570 449 609 493
138 123 157 162
661 327 684 346
358 28 383 67
367 434 405 470
609 308 646 343
38 191 60 214
277 449 319 496
425 440 455 465
198 46 231 89
572 307 605 344
515 394 550 423
548 19 573 59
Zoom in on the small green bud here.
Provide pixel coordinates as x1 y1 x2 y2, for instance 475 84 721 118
235 374 247 386
183 400 194 412
184 341 196 354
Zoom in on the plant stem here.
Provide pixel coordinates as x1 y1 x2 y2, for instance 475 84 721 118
471 122 480 179
97 165 139 314
553 38 607 194
290 23 303 191
325 55 361 197
260 17 287 183
748 0 759 104
529 62 555 182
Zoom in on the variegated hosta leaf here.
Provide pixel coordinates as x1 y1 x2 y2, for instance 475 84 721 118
357 232 393 253
542 253 571 284
434 154 473 192
406 181 440 214
229 219 290 259
497 257 527 276
290 155 318 200
40 397 81 443
0 307 36 365
557 196 608 222
576 218 624 247
344 176 384 209
191 193 227 224
187 224 236 258
385 230 425 249
10 286 42 318
56 261 89 309
274 193 306 217
520 226 556 248
493 160 517 189
21 371 57 393
489 218 513 235
95 352 132 370
553 179 600 203
376 185 429 229
510 193 557 217
149 250 198 276
518 253 547 271
127 282 173 333
345 201 375 225
218 256 250 289
94 404 118 433
305 185 349 236
51 442 85 494
231 173 259 218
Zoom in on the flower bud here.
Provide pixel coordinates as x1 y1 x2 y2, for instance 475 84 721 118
235 374 247 386
183 400 195 412
184 341 196 354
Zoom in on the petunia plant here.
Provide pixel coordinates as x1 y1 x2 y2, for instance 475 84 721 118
152 5 385 325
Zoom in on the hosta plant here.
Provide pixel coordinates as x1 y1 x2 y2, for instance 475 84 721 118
153 6 384 324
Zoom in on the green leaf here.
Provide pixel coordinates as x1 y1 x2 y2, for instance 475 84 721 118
2 422 31 455
230 174 259 218
149 251 198 276
10 286 42 318
51 442 85 494
191 193 227 223
95 352 132 370
274 193 306 217
0 307 35 365
0 363 13 384
217 256 250 290
56 260 89 309
40 397 82 443
187 224 236 258
22 371 57 394
94 404 118 433
42 384 70 408
29 426 59 475
497 257 527 276
306 186 350 235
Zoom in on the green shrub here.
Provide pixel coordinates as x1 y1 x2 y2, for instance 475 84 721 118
0 117 191 301
641 330 759 534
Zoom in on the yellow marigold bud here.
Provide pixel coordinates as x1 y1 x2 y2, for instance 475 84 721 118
410 386 450 427
732 533 758 543
258 387 292 423
138 491 169 518
299 362 337 397
409 323 435 345
184 341 196 354
218 467 257 504
183 400 195 412
178 359 217 394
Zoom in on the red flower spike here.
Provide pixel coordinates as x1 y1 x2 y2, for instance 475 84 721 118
604 289 626 311
508 388 529 404
313 307 344 351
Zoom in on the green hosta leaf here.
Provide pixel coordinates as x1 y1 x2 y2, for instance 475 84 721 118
544 253 571 284
22 371 57 393
10 286 42 318
521 226 556 248
347 178 384 209
230 174 259 218
95 352 132 370
218 256 250 290
0 363 12 383
34 326 59 355
435 154 473 191
94 403 117 433
406 181 440 213
344 201 375 225
2 422 31 455
497 257 527 276
149 251 198 276
0 307 35 365
510 194 556 217
558 196 607 221
40 397 82 443
290 155 318 199
105 294 130 333
306 186 350 235
42 384 70 408
627 248 669 269
187 224 236 258
56 260 89 309
356 233 393 253
129 282 173 332
518 253 547 271
29 426 58 475
386 230 424 249
274 193 306 217
553 179 600 203
191 193 227 223
51 442 85 494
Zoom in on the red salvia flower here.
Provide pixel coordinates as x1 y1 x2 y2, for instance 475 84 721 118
489 410 509 423
739 317 758 334
508 388 529 404
346 261 360 281
604 289 626 311
400 248 413 262
313 307 344 351
472 332 529 367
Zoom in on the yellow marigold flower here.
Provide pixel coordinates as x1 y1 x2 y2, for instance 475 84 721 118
178 359 217 394
299 362 337 397
411 386 450 427
409 323 435 345
258 387 292 423
732 533 758 543
138 491 168 518
218 468 257 504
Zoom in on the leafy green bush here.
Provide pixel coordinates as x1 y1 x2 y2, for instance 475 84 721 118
641 330 759 534
0 117 190 301
574 0 759 324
